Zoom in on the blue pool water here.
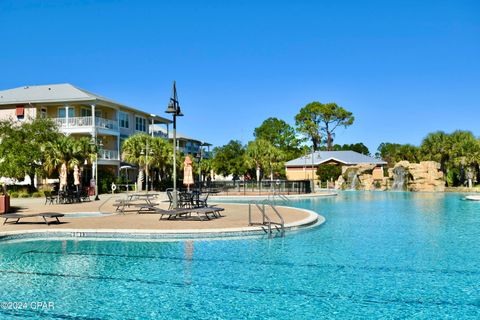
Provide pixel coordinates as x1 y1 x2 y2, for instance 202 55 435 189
1 192 480 319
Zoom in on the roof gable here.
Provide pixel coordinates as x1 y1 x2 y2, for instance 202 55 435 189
285 150 387 167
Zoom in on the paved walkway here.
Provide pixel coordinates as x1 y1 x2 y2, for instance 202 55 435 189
0 193 317 234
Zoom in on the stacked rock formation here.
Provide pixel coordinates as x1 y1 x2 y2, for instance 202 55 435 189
390 161 445 192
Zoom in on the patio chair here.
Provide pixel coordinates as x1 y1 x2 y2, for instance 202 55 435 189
195 192 210 208
166 188 174 209
178 192 194 208
80 188 91 202
44 191 57 205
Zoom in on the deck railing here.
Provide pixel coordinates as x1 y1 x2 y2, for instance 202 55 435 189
98 149 119 160
198 180 311 195
52 116 118 131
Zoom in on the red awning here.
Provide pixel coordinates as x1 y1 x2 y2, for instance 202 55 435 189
16 106 25 116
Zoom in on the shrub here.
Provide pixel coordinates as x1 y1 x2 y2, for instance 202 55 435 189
446 168 460 187
18 191 30 198
317 165 342 182
9 191 19 198
31 192 42 198
98 168 117 194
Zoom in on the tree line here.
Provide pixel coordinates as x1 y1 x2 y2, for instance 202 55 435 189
210 102 357 181
377 130 480 187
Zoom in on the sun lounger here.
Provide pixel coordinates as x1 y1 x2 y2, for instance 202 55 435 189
191 206 225 219
155 207 194 220
2 213 64 225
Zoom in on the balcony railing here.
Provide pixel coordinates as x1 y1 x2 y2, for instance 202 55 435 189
52 116 118 131
98 149 119 160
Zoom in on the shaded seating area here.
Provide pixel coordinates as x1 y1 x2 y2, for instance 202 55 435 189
167 190 212 209
44 188 91 205
2 213 65 225
113 190 225 221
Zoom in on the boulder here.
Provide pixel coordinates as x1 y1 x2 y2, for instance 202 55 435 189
390 161 444 192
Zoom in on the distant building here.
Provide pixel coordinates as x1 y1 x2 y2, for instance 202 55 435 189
285 150 387 183
150 124 212 158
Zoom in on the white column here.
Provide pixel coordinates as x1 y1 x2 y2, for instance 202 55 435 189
116 110 121 160
91 104 99 199
65 105 69 127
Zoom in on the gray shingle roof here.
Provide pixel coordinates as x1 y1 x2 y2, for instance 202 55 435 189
0 83 122 106
285 150 387 166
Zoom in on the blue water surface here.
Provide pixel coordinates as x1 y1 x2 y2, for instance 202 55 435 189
1 192 480 319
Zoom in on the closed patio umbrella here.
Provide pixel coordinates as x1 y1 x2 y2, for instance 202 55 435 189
73 165 80 191
183 155 194 191
59 163 68 191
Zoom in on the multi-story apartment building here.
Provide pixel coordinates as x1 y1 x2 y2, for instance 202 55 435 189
150 124 212 158
0 84 171 176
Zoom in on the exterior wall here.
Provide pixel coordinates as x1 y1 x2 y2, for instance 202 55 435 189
372 166 384 179
0 107 16 119
286 167 317 181
0 105 36 120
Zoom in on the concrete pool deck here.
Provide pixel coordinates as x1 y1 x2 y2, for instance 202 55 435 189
0 194 324 238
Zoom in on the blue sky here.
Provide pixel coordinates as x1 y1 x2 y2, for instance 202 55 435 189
1 0 479 154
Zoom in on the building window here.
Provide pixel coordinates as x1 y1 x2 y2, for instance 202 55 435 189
40 108 47 118
119 112 129 128
57 107 74 118
135 116 146 132
16 106 25 120
81 108 102 118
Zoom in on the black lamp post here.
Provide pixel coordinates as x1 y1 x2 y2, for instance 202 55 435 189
195 149 202 192
91 138 103 201
165 81 183 208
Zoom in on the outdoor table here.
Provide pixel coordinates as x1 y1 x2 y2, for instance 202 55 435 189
128 193 159 205
115 193 159 214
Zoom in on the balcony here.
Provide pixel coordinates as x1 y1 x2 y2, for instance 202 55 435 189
52 116 118 131
98 149 119 160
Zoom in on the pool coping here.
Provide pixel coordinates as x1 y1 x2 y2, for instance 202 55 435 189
0 206 324 241
211 192 337 201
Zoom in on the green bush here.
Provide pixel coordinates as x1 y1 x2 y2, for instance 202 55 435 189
31 192 42 198
317 165 342 182
98 169 117 194
446 168 460 187
9 191 19 198
18 191 30 198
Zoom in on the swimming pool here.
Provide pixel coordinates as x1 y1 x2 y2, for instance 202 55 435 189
1 192 479 319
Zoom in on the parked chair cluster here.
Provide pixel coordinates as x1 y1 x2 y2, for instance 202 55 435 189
114 189 224 221
44 188 91 205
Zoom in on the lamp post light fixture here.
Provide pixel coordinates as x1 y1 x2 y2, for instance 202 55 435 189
165 81 183 208
195 148 202 192
311 145 315 193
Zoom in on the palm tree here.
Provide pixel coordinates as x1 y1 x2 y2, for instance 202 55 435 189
449 131 480 183
43 135 97 175
246 139 285 181
149 137 173 183
263 143 284 180
122 134 150 190
246 139 269 181
420 131 451 173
